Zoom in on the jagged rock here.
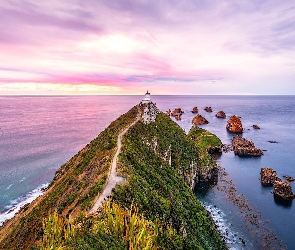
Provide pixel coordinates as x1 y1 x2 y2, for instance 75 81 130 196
170 108 184 120
192 114 209 125
268 141 278 144
142 103 159 124
253 125 260 129
260 168 281 186
232 137 263 157
171 108 183 116
207 146 222 155
273 181 295 200
204 106 212 112
226 115 243 133
283 175 295 182
193 166 218 188
191 107 198 113
166 109 171 116
216 111 226 118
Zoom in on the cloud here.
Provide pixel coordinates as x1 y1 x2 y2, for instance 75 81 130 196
0 0 295 94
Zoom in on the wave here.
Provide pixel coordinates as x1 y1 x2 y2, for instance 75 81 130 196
201 201 252 250
0 183 49 226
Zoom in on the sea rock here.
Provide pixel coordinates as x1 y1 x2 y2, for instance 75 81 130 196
175 114 181 121
232 136 263 157
166 109 171 116
192 114 209 125
253 124 260 129
283 175 295 182
273 181 295 200
204 106 212 112
191 107 198 113
260 168 281 186
193 166 218 188
226 115 243 133
207 146 222 155
268 141 278 144
216 111 226 119
171 108 184 116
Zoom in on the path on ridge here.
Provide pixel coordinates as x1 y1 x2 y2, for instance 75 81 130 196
90 112 140 213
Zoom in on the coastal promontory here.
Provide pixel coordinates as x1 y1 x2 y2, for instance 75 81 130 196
0 102 226 250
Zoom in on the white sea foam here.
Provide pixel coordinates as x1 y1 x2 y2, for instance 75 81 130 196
201 201 249 250
0 183 48 226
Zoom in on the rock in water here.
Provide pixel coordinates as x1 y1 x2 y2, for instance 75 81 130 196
273 181 295 200
166 109 171 116
253 124 260 129
191 107 198 113
226 115 243 133
232 137 263 157
283 175 295 182
204 106 212 112
171 108 183 116
216 111 226 118
192 114 209 125
260 168 281 186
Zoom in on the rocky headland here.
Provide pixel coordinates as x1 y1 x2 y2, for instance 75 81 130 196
0 103 226 250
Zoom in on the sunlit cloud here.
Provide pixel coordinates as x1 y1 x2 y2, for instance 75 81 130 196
0 0 295 95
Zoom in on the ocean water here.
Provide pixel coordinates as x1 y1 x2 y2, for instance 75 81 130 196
0 95 294 249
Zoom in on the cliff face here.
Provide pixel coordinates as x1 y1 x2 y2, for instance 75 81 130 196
0 103 225 250
187 126 222 189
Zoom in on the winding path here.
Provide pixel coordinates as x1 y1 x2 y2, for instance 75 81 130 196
90 112 140 213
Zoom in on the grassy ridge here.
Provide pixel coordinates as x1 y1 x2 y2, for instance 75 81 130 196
112 111 226 249
0 106 138 250
0 105 226 249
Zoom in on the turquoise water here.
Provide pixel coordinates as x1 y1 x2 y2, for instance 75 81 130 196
1 95 294 249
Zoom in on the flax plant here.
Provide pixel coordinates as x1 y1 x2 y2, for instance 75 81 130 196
93 201 159 250
41 212 75 250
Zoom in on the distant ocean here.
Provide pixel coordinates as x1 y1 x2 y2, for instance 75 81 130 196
1 95 294 249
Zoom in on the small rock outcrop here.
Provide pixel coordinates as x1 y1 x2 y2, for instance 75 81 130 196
191 107 198 113
204 107 212 112
171 108 183 116
283 175 295 182
166 109 171 116
260 168 281 186
226 115 243 133
232 137 263 157
253 125 260 129
215 111 226 119
192 115 209 125
273 181 295 200
170 108 184 120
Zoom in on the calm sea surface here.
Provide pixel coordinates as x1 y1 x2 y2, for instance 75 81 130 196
0 95 294 249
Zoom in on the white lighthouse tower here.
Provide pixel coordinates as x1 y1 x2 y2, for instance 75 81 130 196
141 90 151 104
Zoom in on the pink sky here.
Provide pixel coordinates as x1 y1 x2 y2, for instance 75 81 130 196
0 0 295 95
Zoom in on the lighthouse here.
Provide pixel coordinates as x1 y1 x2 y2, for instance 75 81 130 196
141 90 151 104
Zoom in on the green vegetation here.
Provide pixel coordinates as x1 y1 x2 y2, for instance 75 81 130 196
187 126 222 169
0 104 225 250
0 106 138 250
111 111 225 249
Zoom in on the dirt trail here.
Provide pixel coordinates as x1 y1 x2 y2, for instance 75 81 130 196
90 112 140 213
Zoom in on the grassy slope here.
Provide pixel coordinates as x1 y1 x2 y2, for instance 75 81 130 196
112 111 226 249
0 106 138 250
0 105 226 250
187 126 222 169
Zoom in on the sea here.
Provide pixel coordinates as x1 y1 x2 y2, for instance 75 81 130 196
0 95 294 249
